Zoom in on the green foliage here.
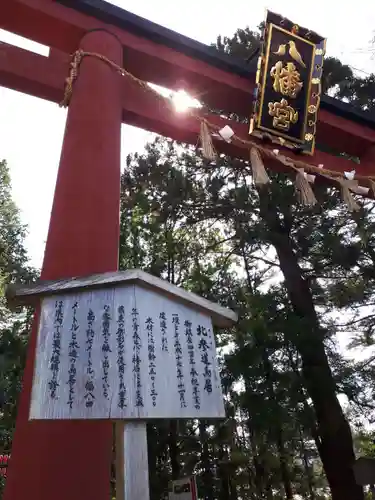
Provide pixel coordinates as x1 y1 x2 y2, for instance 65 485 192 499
0 161 33 318
0 160 35 497
354 430 375 458
214 26 262 61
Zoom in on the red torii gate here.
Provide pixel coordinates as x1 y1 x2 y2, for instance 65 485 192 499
1 1 375 499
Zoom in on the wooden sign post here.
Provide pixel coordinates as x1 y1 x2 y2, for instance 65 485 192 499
168 477 198 500
7 269 237 499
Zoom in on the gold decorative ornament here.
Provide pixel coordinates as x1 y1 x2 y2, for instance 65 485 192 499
288 40 306 68
249 10 327 156
270 61 303 98
273 44 286 56
305 133 314 141
268 99 298 131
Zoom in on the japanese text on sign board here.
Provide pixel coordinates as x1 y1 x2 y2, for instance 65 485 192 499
30 286 225 420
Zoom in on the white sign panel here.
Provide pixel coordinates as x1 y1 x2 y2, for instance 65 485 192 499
30 284 225 420
169 477 197 500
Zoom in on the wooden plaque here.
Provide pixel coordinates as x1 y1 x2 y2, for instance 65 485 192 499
30 283 225 420
250 10 326 155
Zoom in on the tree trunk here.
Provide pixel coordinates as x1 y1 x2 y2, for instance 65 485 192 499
238 417 256 500
299 426 316 500
169 420 180 480
147 424 158 500
260 350 293 500
217 443 231 500
228 474 238 500
257 186 363 500
241 253 271 500
246 413 267 499
199 420 214 500
167 248 180 480
275 427 293 500
249 310 294 500
265 479 274 500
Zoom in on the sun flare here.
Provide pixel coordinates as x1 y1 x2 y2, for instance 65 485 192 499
172 89 201 113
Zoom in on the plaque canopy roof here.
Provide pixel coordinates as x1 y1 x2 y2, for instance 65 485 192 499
6 269 238 328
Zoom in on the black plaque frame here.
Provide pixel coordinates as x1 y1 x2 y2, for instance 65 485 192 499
250 11 326 155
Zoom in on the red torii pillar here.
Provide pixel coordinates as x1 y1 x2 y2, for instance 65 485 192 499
4 29 122 500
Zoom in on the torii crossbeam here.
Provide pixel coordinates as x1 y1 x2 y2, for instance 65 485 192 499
2 0 375 175
1 1 375 500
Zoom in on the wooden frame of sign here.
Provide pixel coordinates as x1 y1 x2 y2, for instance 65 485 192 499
7 269 237 500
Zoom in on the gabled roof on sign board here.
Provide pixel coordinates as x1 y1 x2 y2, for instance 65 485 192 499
56 0 375 130
6 269 238 328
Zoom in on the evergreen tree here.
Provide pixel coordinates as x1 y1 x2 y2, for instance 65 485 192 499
0 160 35 496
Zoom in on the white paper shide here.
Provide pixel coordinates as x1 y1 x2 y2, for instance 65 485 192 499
30 284 225 420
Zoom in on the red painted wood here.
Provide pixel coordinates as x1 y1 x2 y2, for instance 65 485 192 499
3 29 122 500
3 0 375 157
0 42 68 103
2 0 250 113
119 78 367 176
319 109 375 145
0 42 372 180
361 144 375 165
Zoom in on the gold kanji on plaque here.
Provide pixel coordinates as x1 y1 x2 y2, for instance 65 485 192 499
268 99 298 131
270 61 303 98
249 10 327 154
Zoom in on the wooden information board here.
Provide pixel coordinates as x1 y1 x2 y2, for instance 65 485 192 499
29 280 226 420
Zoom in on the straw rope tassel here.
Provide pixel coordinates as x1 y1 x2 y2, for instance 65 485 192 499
56 49 375 205
250 147 270 186
339 179 360 212
295 168 317 206
369 179 375 197
60 50 84 108
199 120 217 161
